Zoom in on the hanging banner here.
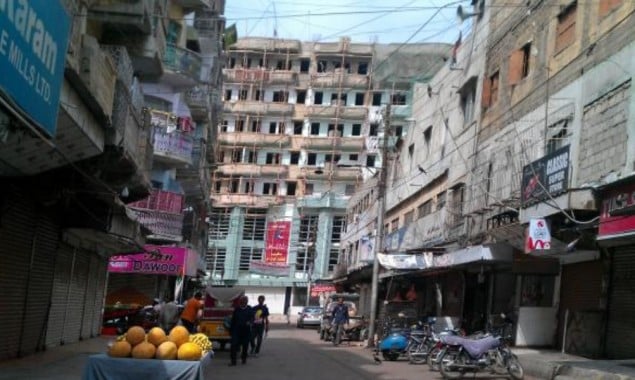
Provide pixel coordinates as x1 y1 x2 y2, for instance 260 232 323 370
360 235 374 262
264 220 291 263
521 145 570 206
525 219 551 253
249 261 290 277
377 253 432 270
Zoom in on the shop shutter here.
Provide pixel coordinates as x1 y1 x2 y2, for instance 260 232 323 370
0 194 35 360
18 215 59 355
606 246 635 359
557 260 603 356
46 244 74 347
91 259 108 337
80 254 100 339
62 251 90 344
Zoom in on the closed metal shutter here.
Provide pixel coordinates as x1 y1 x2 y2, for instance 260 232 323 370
557 260 603 356
63 251 90 344
0 194 35 360
91 259 108 337
81 254 106 339
606 246 635 359
18 215 59 355
46 244 74 347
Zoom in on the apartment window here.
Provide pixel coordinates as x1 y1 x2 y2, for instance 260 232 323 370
482 71 500 108
213 181 222 193
450 184 465 225
391 93 407 105
243 180 254 193
229 179 239 193
600 0 622 17
314 92 323 105
390 218 399 232
509 43 531 86
310 123 320 135
331 93 347 106
369 124 378 136
286 181 297 196
355 93 365 106
300 59 310 73
217 150 225 163
345 184 356 195
358 62 368 75
305 183 314 195
349 154 358 161
372 92 382 106
404 210 415 225
423 126 432 154
556 2 577 53
239 247 262 271
437 191 446 210
317 60 327 73
366 155 376 167
290 151 300 164
245 58 252 68
296 90 307 104
307 153 317 165
265 153 280 164
258 58 266 67
220 120 228 132
275 60 288 70
245 150 256 163
485 162 493 205
546 120 569 155
269 122 277 134
239 89 248 100
229 57 236 68
272 91 288 103
236 119 245 132
293 121 303 135
459 77 477 124
250 119 261 132
394 125 403 137
352 124 361 136
253 89 262 101
263 183 278 195
418 200 432 218
224 89 232 101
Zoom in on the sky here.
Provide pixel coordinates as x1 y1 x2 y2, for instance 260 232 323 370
224 1 472 45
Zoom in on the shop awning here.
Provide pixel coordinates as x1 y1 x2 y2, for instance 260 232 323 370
434 243 514 268
108 245 199 276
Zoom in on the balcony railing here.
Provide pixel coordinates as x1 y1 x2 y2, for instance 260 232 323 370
311 72 368 88
223 101 294 116
217 163 288 176
300 136 364 151
128 189 185 214
218 132 290 147
132 208 184 241
163 43 202 84
184 88 209 120
295 194 348 209
304 105 367 119
152 127 194 165
230 38 301 52
303 164 360 181
210 194 283 207
223 68 297 85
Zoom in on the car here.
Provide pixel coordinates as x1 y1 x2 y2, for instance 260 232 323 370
297 306 323 328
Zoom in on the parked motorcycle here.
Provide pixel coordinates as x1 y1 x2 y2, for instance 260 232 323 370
436 317 524 379
378 317 428 361
329 317 368 346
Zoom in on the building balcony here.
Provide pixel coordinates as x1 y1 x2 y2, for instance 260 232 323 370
88 0 153 35
210 193 284 207
311 72 368 89
304 105 367 120
223 101 294 116
172 0 211 10
313 38 373 56
218 132 290 147
303 164 360 181
222 69 297 85
392 104 412 119
300 135 364 151
216 163 288 177
295 194 349 209
184 88 209 121
131 208 184 242
65 35 117 126
128 189 185 214
162 43 202 88
229 38 301 53
176 139 210 200
152 127 194 166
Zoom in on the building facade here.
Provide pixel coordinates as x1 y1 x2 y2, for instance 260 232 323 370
208 37 449 314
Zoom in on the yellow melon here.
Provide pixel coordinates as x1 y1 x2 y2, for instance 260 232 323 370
147 327 167 347
156 341 178 360
125 326 146 346
177 342 202 361
108 341 132 358
168 326 190 348
131 341 156 359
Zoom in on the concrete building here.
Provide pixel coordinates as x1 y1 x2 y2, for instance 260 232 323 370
208 37 449 314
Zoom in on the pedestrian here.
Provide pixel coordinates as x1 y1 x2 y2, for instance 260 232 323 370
229 295 253 366
159 298 180 333
331 297 349 339
250 295 269 356
181 291 203 333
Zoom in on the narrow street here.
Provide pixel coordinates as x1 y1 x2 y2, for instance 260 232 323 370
205 324 538 380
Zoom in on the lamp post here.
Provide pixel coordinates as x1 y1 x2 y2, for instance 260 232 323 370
367 104 391 347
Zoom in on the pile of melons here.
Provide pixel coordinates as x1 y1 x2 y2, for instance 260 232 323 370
108 325 212 361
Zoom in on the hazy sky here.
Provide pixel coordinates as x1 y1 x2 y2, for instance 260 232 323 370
225 1 471 45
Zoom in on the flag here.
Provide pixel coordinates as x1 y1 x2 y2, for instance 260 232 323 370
174 271 184 303
451 31 462 65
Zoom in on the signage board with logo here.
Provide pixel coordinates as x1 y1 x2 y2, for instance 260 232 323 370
108 245 198 276
0 0 70 137
521 145 570 206
599 181 635 238
264 220 291 264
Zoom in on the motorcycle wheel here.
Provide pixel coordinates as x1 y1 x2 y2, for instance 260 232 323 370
381 351 399 361
427 346 441 371
408 343 427 364
507 354 524 380
439 349 466 379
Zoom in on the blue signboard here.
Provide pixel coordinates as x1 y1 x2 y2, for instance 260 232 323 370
0 0 71 137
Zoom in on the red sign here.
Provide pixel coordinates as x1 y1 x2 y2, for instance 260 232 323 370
265 221 291 263
599 182 635 238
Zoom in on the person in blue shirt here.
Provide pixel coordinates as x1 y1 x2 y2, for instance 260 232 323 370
250 295 270 356
229 296 253 366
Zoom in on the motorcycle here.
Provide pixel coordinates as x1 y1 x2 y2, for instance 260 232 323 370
329 317 368 346
436 318 524 379
378 318 427 361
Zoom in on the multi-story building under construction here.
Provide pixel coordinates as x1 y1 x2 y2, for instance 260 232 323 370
207 36 449 314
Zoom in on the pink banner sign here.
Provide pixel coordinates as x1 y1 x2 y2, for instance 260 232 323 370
265 221 291 264
108 245 198 276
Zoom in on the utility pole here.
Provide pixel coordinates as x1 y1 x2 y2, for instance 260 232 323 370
367 103 391 347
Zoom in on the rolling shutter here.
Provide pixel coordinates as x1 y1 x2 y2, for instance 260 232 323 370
46 244 74 347
606 246 635 359
63 251 90 344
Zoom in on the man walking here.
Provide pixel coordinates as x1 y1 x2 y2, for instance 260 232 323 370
331 297 349 343
181 292 203 333
229 295 253 366
250 295 270 356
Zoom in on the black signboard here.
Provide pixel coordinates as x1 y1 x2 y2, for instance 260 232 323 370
521 145 570 206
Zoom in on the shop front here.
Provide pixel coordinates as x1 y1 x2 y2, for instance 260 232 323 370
597 179 635 359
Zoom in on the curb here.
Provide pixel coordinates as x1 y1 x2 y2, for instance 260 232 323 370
517 355 634 380
516 355 561 380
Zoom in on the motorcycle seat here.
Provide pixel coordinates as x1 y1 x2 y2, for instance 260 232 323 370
441 335 500 358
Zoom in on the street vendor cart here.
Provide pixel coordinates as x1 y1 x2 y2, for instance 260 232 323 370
198 286 244 350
